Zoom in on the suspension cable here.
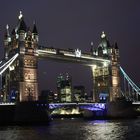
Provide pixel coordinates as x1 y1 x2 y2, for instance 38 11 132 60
0 53 19 75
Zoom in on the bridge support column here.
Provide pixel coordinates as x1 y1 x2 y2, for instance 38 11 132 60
91 64 110 103
19 55 38 101
109 43 121 102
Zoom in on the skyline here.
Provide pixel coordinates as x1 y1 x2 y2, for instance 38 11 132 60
0 1 140 93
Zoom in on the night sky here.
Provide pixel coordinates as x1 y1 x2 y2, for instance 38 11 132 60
0 0 140 94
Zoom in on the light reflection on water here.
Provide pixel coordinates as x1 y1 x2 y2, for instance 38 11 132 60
0 118 140 140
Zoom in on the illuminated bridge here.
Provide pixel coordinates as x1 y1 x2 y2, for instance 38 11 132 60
49 103 106 111
48 103 106 116
37 47 110 66
0 11 140 117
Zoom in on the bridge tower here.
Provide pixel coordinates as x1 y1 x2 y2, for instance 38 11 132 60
3 12 39 102
91 32 111 102
91 32 121 102
109 42 121 101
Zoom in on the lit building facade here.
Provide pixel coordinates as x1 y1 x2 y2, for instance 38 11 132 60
57 73 72 102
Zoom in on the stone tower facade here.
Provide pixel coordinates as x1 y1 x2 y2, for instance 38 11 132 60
91 32 111 102
4 12 39 102
109 43 121 101
91 32 121 102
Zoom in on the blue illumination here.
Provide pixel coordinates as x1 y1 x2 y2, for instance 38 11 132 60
49 103 106 111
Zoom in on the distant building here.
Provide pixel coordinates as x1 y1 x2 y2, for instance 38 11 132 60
57 73 72 102
73 85 86 102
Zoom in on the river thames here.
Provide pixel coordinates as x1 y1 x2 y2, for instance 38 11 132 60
0 118 140 140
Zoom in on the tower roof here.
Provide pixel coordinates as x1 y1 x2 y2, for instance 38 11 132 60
114 42 119 49
32 22 38 34
18 19 27 32
98 31 111 49
16 11 27 32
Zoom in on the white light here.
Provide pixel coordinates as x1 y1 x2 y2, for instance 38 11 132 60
112 77 118 86
25 33 27 38
18 11 23 20
91 42 93 46
37 49 110 63
81 55 110 63
91 65 97 70
37 50 56 54
103 62 108 67
9 65 15 71
64 53 75 57
132 102 140 105
16 34 19 39
75 49 81 57
103 49 107 54
6 24 9 30
0 54 18 70
101 31 106 38
0 103 15 106
8 37 11 42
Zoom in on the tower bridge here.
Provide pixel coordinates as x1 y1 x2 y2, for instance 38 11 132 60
37 47 110 66
0 11 140 109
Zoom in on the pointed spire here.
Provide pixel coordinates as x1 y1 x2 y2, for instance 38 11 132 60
91 41 93 46
19 20 27 32
6 24 9 30
16 11 27 32
114 42 118 49
18 11 23 20
32 21 38 34
4 24 10 38
90 41 93 53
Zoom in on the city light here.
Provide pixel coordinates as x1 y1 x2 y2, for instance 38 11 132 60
0 102 15 106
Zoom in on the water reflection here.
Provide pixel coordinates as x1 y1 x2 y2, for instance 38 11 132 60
83 119 140 140
0 118 140 140
83 120 126 140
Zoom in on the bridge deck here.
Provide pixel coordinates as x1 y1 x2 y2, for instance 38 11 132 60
37 49 110 66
